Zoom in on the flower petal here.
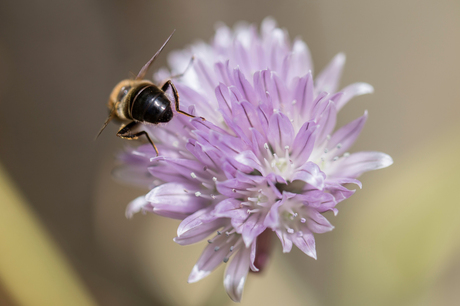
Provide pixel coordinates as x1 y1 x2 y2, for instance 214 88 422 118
292 230 317 259
125 195 148 219
224 246 251 302
327 110 368 156
291 161 326 190
145 183 208 215
315 52 346 94
336 82 374 111
267 112 295 155
291 121 318 165
241 213 267 247
328 151 393 178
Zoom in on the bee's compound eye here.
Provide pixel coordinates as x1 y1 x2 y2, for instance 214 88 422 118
117 86 131 102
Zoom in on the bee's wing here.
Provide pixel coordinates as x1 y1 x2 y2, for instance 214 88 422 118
136 30 176 80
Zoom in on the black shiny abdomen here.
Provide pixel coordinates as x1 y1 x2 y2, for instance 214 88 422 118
130 85 173 124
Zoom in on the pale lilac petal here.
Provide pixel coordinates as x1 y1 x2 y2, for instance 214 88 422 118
177 206 218 237
188 235 232 283
174 219 225 246
264 199 283 228
267 112 295 154
292 231 317 259
305 208 335 234
241 214 266 247
316 101 337 143
328 151 393 178
213 198 247 220
327 111 368 156
234 150 264 174
291 121 317 165
145 183 208 215
315 52 346 94
275 230 293 253
288 39 313 80
215 83 234 118
249 239 259 272
125 195 148 219
336 82 374 111
292 72 314 119
233 67 257 105
291 162 325 190
224 246 251 302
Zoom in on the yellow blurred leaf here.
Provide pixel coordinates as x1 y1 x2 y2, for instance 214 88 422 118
338 130 460 305
0 164 97 306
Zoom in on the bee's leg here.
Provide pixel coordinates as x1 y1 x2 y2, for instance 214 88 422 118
161 80 205 121
117 121 159 156
170 56 195 79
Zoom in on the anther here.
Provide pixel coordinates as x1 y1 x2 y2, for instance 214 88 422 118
195 191 201 197
232 189 236 193
287 228 294 234
343 152 350 157
203 166 208 171
300 217 306 223
217 231 222 235
324 148 329 154
207 239 213 244
264 143 269 150
292 100 297 105
214 246 220 252
213 177 217 182
230 246 234 252
223 257 229 263
326 135 331 140
211 194 216 199
333 156 339 161
284 146 290 150
297 231 304 237
190 172 197 179
337 143 342 149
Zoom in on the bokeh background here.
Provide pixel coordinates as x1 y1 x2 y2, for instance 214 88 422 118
1 0 460 305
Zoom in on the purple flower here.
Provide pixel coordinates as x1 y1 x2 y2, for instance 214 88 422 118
121 18 392 302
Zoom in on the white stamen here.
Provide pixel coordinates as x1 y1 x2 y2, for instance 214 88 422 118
214 246 220 251
344 152 350 157
264 143 269 150
172 141 179 147
337 143 342 149
284 145 290 150
333 156 339 161
195 191 201 197
300 217 306 223
190 172 197 178
212 177 217 182
287 228 294 234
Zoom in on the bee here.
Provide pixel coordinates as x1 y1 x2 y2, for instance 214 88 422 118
97 30 201 156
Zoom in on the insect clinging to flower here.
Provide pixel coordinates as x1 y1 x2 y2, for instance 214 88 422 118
97 30 202 156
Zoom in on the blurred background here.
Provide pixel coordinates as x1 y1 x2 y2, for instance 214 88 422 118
1 0 459 305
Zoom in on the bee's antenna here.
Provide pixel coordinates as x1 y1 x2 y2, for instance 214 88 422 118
95 106 116 140
136 30 176 80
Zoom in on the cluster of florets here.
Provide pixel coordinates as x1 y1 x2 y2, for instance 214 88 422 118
121 18 392 302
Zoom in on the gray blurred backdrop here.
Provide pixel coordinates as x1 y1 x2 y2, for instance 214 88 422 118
1 1 459 305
